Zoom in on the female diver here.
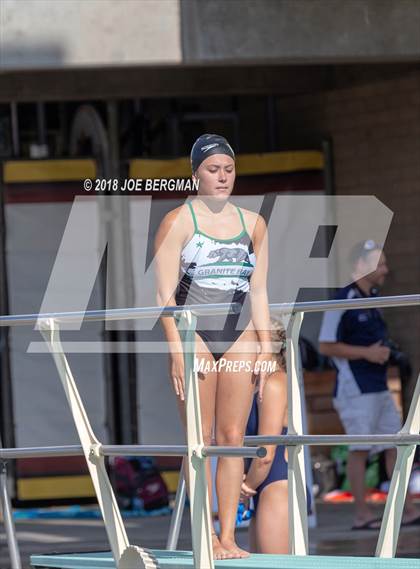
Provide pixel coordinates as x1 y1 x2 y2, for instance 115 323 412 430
154 134 272 559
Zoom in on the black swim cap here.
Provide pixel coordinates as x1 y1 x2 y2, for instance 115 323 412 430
190 134 235 173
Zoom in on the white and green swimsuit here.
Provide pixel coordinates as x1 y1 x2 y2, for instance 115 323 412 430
175 201 256 360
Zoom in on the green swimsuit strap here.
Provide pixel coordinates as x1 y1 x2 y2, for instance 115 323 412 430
236 206 247 233
187 201 199 232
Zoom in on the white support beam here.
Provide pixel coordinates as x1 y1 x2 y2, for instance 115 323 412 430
39 318 159 569
285 311 309 555
376 373 420 558
178 310 214 569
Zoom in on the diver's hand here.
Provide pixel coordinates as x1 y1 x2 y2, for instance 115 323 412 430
253 352 272 402
241 477 257 499
169 353 185 401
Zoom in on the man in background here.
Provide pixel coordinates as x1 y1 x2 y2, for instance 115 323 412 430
318 240 419 530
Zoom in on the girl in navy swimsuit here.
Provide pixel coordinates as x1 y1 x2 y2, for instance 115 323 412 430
241 320 288 553
154 134 273 560
241 320 311 554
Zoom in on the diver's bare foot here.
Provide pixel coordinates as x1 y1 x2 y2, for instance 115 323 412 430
212 533 234 560
219 538 250 558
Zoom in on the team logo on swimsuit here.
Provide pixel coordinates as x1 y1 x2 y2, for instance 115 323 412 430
208 247 250 263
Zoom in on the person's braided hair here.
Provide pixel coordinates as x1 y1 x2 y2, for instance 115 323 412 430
270 317 287 372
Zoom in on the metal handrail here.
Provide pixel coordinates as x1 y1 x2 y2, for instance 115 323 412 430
0 302 242 327
0 294 418 327
270 293 420 314
244 434 420 446
0 444 265 460
3 431 417 462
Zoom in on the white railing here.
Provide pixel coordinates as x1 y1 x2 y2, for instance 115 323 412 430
166 294 420 560
275 294 420 558
0 294 419 568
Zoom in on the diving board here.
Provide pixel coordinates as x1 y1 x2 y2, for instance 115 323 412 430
30 550 420 569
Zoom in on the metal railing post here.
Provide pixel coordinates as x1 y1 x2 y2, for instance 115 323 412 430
166 459 187 550
376 373 420 558
178 309 214 569
286 311 309 555
0 458 21 569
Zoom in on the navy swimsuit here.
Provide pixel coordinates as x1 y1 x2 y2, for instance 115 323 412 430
245 393 312 514
245 394 288 512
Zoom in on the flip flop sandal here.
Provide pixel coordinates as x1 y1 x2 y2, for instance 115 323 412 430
351 517 382 530
401 514 420 527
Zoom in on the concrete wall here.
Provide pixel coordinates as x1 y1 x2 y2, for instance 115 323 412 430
182 0 420 64
276 71 420 407
0 0 182 68
2 0 420 71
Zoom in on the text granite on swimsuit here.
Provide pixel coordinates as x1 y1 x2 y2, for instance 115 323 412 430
195 267 253 277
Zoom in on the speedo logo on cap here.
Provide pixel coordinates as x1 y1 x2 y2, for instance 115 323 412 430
200 143 219 153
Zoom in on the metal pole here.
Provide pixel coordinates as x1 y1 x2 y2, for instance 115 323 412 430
244 433 420 446
286 311 309 555
166 460 187 551
0 295 418 328
170 100 179 156
322 137 335 198
0 301 243 327
10 103 19 157
180 309 214 569
0 434 417 460
0 163 17 524
296 343 318 530
266 95 277 151
36 102 47 146
0 456 21 569
376 373 420 558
